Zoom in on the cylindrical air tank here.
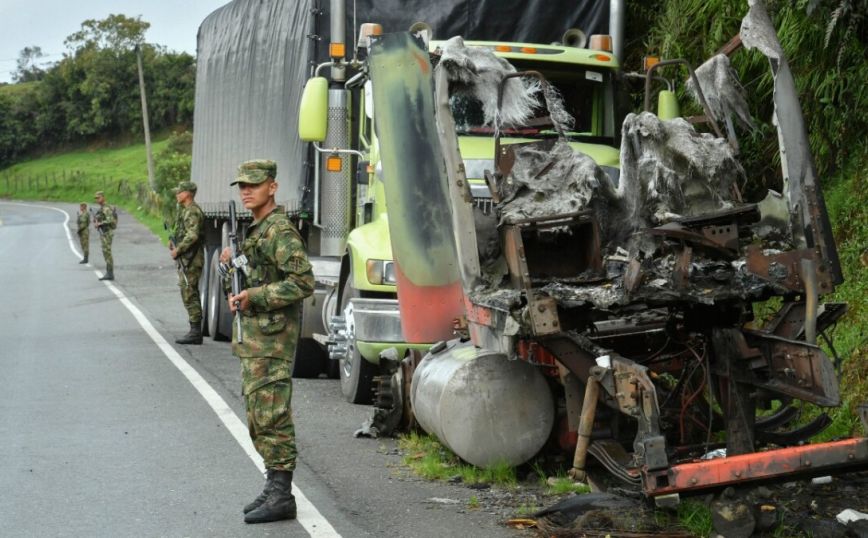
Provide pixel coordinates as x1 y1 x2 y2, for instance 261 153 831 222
411 340 555 468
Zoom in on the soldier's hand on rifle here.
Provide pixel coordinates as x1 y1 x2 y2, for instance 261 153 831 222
219 247 231 264
227 290 250 313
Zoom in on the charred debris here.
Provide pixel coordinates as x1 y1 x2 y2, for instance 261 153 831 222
365 0 864 505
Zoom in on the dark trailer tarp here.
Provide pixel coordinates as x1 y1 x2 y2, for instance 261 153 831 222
191 0 610 209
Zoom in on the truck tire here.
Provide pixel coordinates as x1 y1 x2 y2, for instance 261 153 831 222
339 276 376 404
293 338 325 378
326 356 340 379
207 253 228 341
199 246 214 336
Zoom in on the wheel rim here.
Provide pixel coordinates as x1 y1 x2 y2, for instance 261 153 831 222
208 257 220 334
341 300 356 380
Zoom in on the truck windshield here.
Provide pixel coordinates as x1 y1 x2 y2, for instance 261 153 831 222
450 62 616 145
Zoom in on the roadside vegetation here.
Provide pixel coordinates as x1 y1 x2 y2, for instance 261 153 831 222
0 15 194 166
0 131 191 242
0 14 195 241
398 432 517 487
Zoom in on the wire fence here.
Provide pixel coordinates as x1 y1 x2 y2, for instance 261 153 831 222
0 170 168 218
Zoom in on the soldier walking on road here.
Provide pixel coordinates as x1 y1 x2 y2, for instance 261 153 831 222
219 160 314 524
93 191 116 280
170 181 205 345
76 203 89 264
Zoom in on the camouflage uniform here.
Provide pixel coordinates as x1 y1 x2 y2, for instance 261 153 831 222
173 198 205 324
76 208 89 258
229 206 314 471
93 200 116 273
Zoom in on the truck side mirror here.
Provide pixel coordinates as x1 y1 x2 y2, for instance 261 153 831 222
657 90 680 120
298 77 328 142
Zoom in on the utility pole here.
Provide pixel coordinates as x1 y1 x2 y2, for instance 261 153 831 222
135 44 156 191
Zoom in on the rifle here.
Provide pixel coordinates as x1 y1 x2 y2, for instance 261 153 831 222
91 208 105 236
228 201 247 344
164 220 189 287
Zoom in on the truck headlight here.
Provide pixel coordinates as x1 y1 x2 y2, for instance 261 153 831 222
383 261 397 284
366 259 398 285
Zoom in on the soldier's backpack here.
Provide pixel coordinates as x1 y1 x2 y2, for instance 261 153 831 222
109 206 118 229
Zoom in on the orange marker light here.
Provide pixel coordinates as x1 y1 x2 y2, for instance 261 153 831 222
520 47 537 54
329 42 346 59
643 56 660 72
326 155 342 172
594 54 611 62
358 23 383 47
589 34 613 52
495 45 511 52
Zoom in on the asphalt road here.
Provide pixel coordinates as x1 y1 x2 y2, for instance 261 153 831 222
0 201 517 538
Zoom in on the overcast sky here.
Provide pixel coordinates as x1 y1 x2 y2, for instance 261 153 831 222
0 0 229 82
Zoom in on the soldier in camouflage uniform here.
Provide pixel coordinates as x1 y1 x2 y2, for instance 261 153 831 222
220 160 314 524
93 191 116 280
76 203 89 264
170 181 206 345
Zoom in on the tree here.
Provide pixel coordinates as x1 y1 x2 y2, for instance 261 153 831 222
60 15 153 138
13 46 46 82
64 14 150 52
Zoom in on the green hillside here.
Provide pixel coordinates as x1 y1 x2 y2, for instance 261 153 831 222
1 138 169 182
0 138 172 241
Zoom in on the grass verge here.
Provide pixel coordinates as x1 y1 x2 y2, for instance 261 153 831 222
0 137 172 244
676 500 713 537
398 432 517 487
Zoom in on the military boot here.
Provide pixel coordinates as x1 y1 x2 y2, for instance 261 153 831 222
175 321 203 345
79 256 88 264
99 268 114 281
243 469 275 514
244 470 296 524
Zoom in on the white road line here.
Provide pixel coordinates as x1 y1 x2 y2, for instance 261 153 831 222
5 202 341 537
1 201 81 258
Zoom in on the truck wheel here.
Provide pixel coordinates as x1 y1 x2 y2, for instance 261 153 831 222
293 338 326 378
339 277 375 404
207 253 228 341
199 246 214 336
326 356 340 379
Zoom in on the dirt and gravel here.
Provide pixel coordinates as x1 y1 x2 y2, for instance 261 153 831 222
384 456 868 538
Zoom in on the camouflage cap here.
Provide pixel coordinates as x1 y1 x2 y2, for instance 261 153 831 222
94 191 104 198
172 180 198 194
231 159 277 186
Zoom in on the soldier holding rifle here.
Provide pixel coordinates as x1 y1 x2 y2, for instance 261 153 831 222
92 191 116 281
219 159 314 524
76 202 89 264
170 181 205 345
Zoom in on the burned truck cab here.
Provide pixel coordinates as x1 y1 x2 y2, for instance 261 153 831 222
368 0 866 506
